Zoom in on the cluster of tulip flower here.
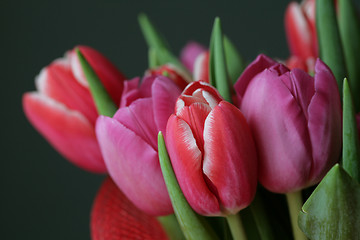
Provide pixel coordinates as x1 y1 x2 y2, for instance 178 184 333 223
23 0 360 239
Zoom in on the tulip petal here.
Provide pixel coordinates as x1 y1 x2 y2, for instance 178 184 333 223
241 69 312 193
96 116 172 216
23 92 106 173
36 62 98 124
114 98 158 150
193 52 210 83
307 59 342 184
70 46 125 105
152 76 182 134
285 2 315 58
203 101 257 214
234 54 286 104
166 115 220 215
180 41 207 72
91 177 168 240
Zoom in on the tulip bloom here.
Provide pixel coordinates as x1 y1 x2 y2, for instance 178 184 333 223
96 75 182 216
23 46 125 173
166 81 257 216
234 54 342 193
180 41 207 73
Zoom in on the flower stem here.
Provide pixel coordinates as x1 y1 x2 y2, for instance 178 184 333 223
158 214 186 240
225 213 248 240
286 191 308 240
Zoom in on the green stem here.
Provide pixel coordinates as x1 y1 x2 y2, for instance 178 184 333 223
225 214 248 240
286 191 308 240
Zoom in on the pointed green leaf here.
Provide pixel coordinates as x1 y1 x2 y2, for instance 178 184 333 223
298 164 360 240
342 78 360 182
138 13 170 51
223 35 245 84
209 17 232 103
316 0 347 95
338 0 360 111
76 49 117 117
157 132 218 240
138 13 190 77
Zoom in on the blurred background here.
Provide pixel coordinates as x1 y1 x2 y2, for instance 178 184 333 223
1 0 291 239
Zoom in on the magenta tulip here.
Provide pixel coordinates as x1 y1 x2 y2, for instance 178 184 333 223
96 75 182 216
166 81 258 216
180 41 207 73
234 54 342 193
23 46 125 173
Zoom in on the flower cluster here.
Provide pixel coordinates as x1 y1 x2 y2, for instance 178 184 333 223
23 0 360 239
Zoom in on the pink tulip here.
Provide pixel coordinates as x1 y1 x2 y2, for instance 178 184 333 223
23 46 125 173
180 41 207 73
166 81 258 216
96 75 182 216
193 51 210 83
234 54 342 193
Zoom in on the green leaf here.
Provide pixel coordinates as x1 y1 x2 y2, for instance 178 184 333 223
223 35 245 84
209 17 232 103
342 78 360 182
338 0 360 111
298 164 360 240
138 13 190 77
76 49 117 117
157 132 218 240
316 0 347 95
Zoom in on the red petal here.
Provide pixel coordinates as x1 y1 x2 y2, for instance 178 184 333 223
23 92 106 173
37 61 98 125
285 2 315 58
91 177 168 240
166 115 220 215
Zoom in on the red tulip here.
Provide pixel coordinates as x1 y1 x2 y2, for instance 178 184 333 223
91 177 168 240
23 46 125 173
180 41 207 73
235 54 342 193
166 81 258 216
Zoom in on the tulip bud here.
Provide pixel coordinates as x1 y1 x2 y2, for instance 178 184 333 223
96 75 183 216
180 41 207 73
23 46 125 173
234 54 342 193
166 81 258 216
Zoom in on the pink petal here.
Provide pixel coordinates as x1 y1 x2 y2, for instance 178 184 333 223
234 54 282 104
241 69 312 193
152 76 182 134
96 116 173 216
180 41 207 72
37 61 98 124
23 92 106 173
120 77 141 108
91 177 168 240
114 98 158 150
307 59 342 184
70 46 126 105
284 2 315 58
203 102 257 214
166 115 220 215
193 51 210 83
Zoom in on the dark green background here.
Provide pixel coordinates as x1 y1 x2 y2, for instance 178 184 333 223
2 0 291 239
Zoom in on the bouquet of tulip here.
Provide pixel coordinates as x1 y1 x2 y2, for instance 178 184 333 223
22 0 360 239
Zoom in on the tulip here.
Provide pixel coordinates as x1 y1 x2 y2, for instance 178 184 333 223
23 46 125 173
91 177 168 240
180 41 207 73
193 51 210 83
96 75 182 216
234 54 342 193
166 81 258 216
